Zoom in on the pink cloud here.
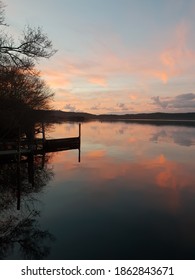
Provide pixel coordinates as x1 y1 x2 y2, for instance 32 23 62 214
39 20 195 113
87 76 107 87
159 21 195 82
41 68 71 88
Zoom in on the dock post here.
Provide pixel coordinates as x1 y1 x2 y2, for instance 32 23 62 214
79 123 81 138
78 123 81 163
42 122 46 146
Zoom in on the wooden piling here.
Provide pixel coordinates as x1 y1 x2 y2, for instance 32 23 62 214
78 123 81 163
79 123 81 138
42 122 46 143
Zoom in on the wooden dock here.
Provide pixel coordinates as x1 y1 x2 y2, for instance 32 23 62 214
0 123 81 211
0 137 80 154
43 137 80 152
0 123 81 161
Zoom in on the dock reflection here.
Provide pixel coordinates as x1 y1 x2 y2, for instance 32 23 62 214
0 125 81 259
0 152 54 259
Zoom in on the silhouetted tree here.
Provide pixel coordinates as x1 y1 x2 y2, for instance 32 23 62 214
0 67 54 110
0 1 56 139
0 67 54 139
0 1 56 69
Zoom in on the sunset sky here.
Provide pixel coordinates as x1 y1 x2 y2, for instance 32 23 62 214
4 0 195 114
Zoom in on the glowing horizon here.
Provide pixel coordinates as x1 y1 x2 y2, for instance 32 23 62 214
4 0 195 114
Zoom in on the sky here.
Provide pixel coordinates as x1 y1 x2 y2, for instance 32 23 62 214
3 0 195 114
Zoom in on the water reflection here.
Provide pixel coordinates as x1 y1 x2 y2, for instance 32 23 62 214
0 153 54 259
150 127 195 146
1 121 195 259
45 122 195 259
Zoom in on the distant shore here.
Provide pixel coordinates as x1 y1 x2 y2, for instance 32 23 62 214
31 110 195 127
39 110 195 119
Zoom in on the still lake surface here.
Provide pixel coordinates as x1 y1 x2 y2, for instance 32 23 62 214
1 121 195 259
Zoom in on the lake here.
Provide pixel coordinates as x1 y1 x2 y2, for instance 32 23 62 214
1 121 195 260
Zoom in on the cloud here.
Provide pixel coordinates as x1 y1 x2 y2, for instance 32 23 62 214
159 21 195 82
87 76 107 87
151 96 169 109
175 93 195 100
172 93 195 109
117 103 129 111
151 93 195 111
90 103 101 111
41 20 195 114
41 69 72 88
64 104 77 112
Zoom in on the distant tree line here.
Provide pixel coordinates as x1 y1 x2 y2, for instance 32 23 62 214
0 1 56 139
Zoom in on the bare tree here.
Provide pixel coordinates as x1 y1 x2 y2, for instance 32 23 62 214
0 1 5 25
0 1 56 69
0 67 54 110
0 66 54 139
0 1 57 140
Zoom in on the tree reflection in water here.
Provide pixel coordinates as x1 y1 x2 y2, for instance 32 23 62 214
0 153 55 259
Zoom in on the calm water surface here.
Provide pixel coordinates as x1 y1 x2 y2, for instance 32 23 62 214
1 121 195 259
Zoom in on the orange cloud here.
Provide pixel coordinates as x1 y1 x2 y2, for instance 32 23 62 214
42 69 71 88
159 21 195 82
130 95 137 100
38 20 195 114
154 71 169 84
128 137 137 143
161 51 175 68
87 76 107 87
